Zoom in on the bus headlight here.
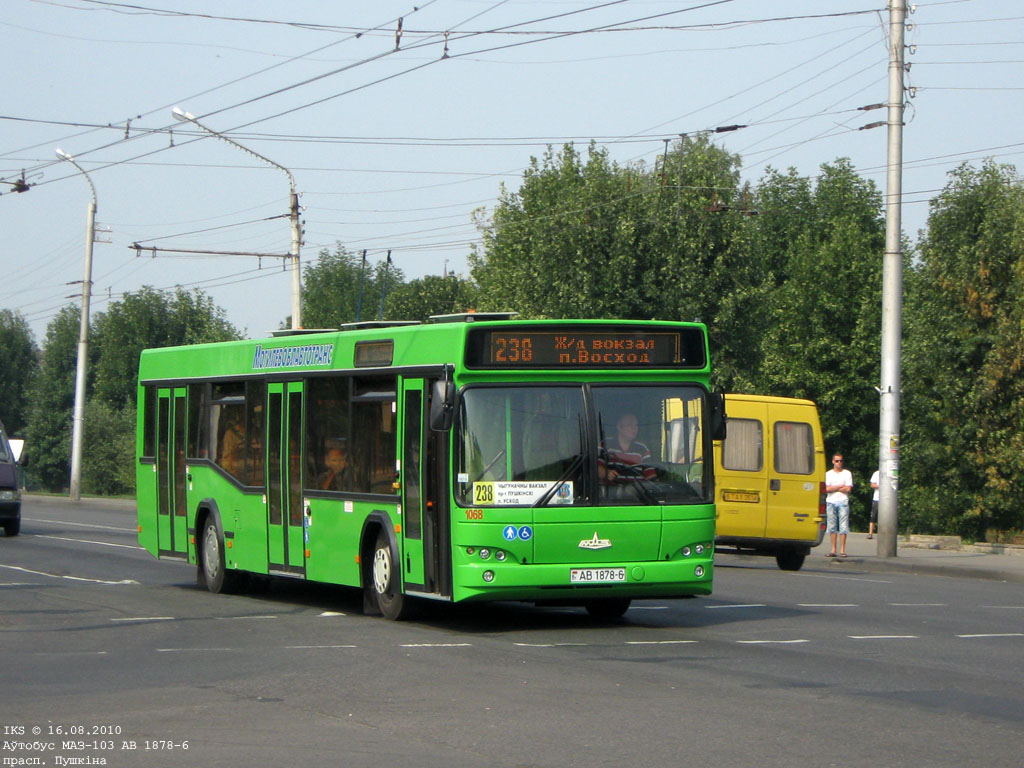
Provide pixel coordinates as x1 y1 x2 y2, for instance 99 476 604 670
483 570 495 583
479 548 491 560
494 550 507 562
695 566 705 578
681 546 692 557
694 543 705 555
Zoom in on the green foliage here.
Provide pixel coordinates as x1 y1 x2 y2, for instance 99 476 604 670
25 306 82 490
81 399 135 496
901 161 1024 537
745 160 886 520
92 286 240 408
301 246 406 328
0 309 38 435
385 274 479 322
470 138 747 330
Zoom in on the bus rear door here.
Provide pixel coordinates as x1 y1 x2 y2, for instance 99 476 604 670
267 381 305 576
155 387 189 559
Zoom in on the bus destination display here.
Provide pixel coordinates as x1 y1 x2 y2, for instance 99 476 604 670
465 326 706 369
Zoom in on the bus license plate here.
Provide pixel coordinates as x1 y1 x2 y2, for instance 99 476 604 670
570 567 626 583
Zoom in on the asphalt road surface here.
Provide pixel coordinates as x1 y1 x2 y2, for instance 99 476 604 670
2 497 1022 768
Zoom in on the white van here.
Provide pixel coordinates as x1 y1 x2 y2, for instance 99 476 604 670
713 394 825 570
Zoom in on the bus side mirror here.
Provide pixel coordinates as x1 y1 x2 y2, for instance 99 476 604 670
709 391 727 441
429 378 455 432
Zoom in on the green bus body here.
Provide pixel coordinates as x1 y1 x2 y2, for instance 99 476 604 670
136 316 718 619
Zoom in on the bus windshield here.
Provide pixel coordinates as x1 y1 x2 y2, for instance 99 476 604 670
455 384 708 507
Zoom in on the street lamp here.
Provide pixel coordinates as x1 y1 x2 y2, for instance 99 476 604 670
55 148 97 502
171 107 303 328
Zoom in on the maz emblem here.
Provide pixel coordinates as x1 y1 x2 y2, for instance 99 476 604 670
579 532 612 550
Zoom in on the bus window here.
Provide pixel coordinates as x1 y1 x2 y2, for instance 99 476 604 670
352 376 397 494
592 385 707 504
305 377 351 492
210 383 246 479
455 386 585 507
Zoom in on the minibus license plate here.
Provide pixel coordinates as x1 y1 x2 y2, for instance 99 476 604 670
570 567 626 583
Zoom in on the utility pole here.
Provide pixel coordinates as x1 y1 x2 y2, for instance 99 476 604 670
172 108 303 328
56 149 97 502
877 0 906 557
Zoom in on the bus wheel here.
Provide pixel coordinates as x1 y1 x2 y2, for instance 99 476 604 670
200 518 240 594
370 530 409 620
584 598 631 621
776 551 806 571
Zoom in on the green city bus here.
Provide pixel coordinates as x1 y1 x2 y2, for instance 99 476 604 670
136 314 723 620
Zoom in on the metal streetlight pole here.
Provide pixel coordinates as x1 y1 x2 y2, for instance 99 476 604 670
55 148 97 502
171 108 302 328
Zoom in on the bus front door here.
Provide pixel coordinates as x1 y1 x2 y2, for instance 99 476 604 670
267 382 305 576
400 378 450 597
156 387 188 559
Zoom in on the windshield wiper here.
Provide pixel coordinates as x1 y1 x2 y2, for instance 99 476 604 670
533 451 585 507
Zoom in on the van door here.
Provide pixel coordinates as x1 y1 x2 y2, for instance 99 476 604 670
715 400 768 539
765 401 822 543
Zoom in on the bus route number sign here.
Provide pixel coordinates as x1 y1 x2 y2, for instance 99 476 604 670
465 326 705 369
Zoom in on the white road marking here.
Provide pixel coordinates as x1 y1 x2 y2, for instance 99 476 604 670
0 563 137 585
706 604 765 609
35 534 142 550
400 643 472 648
319 611 346 617
799 603 858 607
625 640 699 645
26 517 135 533
215 615 278 620
111 617 173 622
736 639 809 644
513 642 587 647
287 644 358 649
956 633 1023 639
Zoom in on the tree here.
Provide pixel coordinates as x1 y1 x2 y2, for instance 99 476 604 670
469 137 747 338
385 274 479 322
0 309 38 435
91 286 240 409
25 306 82 490
301 246 406 328
901 161 1024 538
744 160 886 524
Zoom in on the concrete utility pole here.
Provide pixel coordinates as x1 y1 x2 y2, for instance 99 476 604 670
56 149 97 502
171 108 303 328
877 0 906 558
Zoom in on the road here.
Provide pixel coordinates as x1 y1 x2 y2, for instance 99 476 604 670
2 496 1022 768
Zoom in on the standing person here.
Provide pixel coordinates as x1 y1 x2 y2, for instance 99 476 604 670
825 453 853 558
868 468 880 539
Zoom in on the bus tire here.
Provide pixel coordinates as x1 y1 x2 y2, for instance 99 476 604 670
369 529 410 620
199 517 241 594
584 598 631 621
3 518 20 536
776 551 806 571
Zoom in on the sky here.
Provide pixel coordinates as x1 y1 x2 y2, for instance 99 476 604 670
2 0 1022 342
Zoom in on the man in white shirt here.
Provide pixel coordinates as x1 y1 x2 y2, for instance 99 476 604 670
825 453 854 557
868 469 880 539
